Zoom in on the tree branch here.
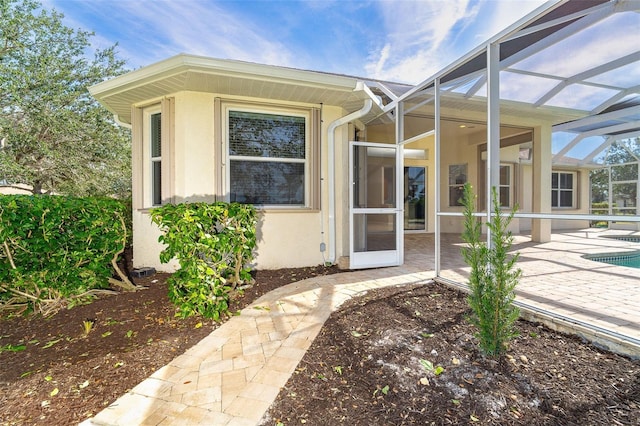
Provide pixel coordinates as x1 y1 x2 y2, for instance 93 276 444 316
109 212 138 291
2 241 17 269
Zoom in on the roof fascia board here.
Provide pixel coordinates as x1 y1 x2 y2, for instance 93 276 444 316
89 54 361 99
393 0 566 106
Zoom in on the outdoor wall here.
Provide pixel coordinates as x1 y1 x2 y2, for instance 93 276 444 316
132 209 180 272
552 167 590 230
172 92 217 201
131 91 348 271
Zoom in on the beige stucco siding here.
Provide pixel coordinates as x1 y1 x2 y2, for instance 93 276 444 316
131 93 354 271
132 209 179 272
172 92 217 202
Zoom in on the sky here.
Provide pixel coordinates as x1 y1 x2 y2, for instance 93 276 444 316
45 0 550 84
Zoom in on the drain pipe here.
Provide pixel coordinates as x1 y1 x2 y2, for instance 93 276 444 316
327 93 373 264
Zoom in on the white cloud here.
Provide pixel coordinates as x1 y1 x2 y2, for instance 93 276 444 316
116 1 296 68
364 0 547 84
50 0 297 69
363 0 477 83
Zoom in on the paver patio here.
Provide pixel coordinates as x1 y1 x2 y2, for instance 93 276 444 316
83 229 640 426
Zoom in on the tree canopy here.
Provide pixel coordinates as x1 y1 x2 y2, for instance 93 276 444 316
590 138 639 205
0 0 131 197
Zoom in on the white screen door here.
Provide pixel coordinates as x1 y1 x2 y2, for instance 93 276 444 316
349 142 403 269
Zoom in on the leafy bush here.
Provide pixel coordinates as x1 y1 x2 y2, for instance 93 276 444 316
150 202 257 320
0 195 135 315
461 183 521 357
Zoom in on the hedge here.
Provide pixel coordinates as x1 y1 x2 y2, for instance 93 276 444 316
0 195 135 315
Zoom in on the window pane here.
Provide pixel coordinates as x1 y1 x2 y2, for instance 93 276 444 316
500 165 510 185
449 164 467 185
499 187 510 207
152 161 162 206
551 190 558 207
404 167 426 231
449 164 467 206
151 113 161 157
230 160 304 205
450 186 465 207
559 190 573 207
551 172 558 189
560 173 573 189
229 111 305 159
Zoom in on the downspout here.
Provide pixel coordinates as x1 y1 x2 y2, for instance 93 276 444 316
327 86 374 264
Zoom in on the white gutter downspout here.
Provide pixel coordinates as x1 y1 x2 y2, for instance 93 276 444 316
327 86 374 264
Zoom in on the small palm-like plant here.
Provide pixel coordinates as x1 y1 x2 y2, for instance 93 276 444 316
461 183 521 357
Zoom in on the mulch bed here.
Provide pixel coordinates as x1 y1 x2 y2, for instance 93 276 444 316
2 269 639 426
262 282 640 426
0 265 339 425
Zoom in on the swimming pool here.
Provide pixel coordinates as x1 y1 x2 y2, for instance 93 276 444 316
584 251 640 269
603 235 640 243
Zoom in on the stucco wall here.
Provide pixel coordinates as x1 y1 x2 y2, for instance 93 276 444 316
131 91 351 271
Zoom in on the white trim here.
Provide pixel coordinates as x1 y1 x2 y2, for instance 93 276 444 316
142 105 162 208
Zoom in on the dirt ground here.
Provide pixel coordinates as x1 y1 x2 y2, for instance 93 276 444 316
2 271 639 426
262 282 640 426
0 266 339 425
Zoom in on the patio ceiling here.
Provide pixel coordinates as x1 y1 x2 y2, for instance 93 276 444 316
381 0 640 167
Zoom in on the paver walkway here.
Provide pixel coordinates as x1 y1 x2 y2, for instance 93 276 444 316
83 229 640 426
82 266 435 425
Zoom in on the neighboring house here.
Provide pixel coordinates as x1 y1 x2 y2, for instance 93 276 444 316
90 0 640 272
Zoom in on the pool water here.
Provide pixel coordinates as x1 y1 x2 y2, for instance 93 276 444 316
606 236 640 243
585 251 640 269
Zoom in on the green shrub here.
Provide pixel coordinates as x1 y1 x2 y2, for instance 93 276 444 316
150 202 257 320
0 195 134 315
461 183 521 357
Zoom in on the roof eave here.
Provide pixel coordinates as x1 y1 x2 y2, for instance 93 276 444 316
90 54 361 101
90 54 370 124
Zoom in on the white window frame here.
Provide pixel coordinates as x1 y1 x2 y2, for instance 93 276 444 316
551 171 577 209
499 163 514 208
223 104 311 209
142 105 162 208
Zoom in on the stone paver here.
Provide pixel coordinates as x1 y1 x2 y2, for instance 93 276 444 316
81 230 640 426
